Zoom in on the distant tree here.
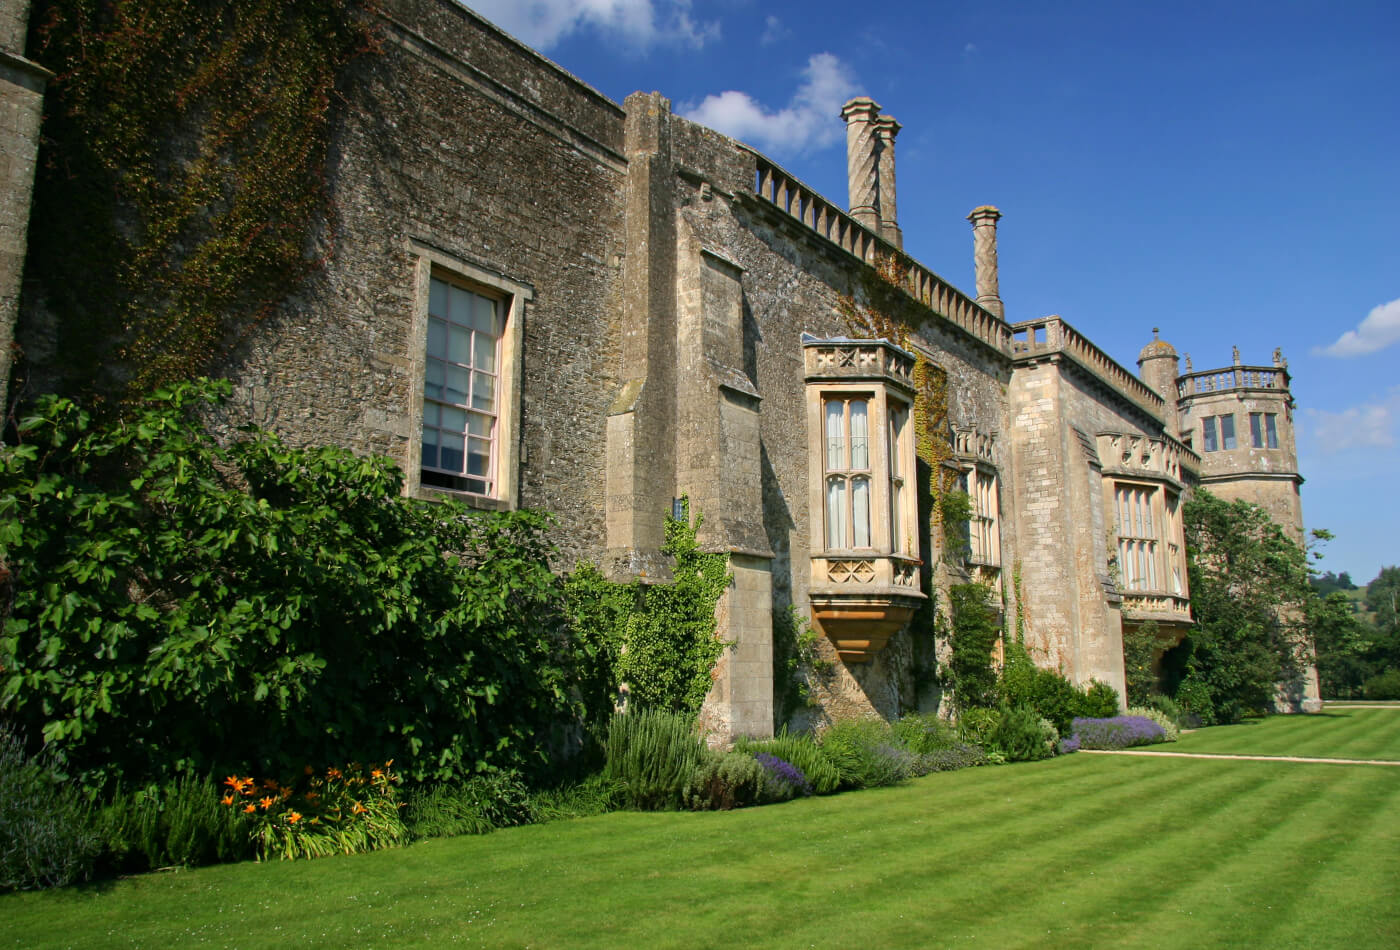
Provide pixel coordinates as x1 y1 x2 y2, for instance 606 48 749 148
1177 490 1312 723
1310 570 1358 596
1308 591 1376 699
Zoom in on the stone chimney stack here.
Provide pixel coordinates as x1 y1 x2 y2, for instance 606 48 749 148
841 97 881 233
873 114 902 249
967 205 1004 319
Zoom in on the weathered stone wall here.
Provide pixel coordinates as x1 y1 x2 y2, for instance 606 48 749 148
0 0 46 396
223 0 626 570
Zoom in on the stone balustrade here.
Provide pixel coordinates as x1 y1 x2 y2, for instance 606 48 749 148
1096 431 1200 483
1177 365 1286 397
1012 316 1166 420
748 153 1012 356
1121 592 1192 623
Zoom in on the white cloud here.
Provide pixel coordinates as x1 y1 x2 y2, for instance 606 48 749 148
1299 386 1400 454
680 53 859 155
467 0 719 52
1314 297 1400 357
759 15 790 46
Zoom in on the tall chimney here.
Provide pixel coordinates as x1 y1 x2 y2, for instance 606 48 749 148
873 114 902 249
967 205 1004 319
841 97 881 233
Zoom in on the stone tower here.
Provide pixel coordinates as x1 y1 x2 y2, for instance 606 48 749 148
1136 328 1181 439
1172 341 1319 713
1175 345 1303 540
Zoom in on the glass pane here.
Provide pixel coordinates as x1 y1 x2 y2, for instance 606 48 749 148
467 412 492 437
445 364 469 406
1202 418 1218 453
424 359 445 400
826 477 847 549
1250 413 1264 448
467 437 491 477
429 278 448 318
473 372 496 412
448 326 472 365
427 317 448 358
421 426 438 468
471 294 500 337
449 284 474 324
474 331 497 373
421 402 440 426
440 431 465 473
891 480 903 552
1220 414 1236 450
1266 414 1278 448
849 399 868 470
825 400 844 471
442 405 467 434
852 477 870 547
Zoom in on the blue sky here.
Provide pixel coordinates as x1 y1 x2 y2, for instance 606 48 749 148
468 0 1399 582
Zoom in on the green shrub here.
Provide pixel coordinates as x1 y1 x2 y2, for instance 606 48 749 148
987 705 1053 762
1147 693 1186 726
999 641 1121 733
912 744 989 774
819 719 913 789
1080 681 1121 719
956 707 1002 748
682 752 765 810
99 774 248 873
735 731 841 795
892 712 959 755
1174 676 1216 727
1126 706 1180 742
0 726 100 891
525 775 623 824
0 382 591 791
603 711 709 811
1362 669 1400 701
407 770 534 840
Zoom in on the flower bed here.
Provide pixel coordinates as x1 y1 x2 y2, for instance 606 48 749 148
1070 715 1168 749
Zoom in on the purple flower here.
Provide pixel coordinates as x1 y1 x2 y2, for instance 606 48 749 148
1070 715 1166 749
754 753 813 797
1058 735 1081 754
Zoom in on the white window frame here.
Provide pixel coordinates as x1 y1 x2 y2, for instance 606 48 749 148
965 465 1001 568
1115 482 1160 592
407 241 529 509
809 382 917 557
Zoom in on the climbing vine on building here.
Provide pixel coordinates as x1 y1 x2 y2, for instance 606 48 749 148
564 500 730 715
26 0 377 405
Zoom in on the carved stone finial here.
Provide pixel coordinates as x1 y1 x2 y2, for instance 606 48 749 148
1184 353 1193 371
1232 345 1241 365
1152 327 1160 339
1273 347 1283 366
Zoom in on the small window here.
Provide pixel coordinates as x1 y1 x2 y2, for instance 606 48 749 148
1250 412 1279 449
824 395 873 549
422 276 504 496
1116 484 1159 592
1220 413 1236 450
1202 416 1219 453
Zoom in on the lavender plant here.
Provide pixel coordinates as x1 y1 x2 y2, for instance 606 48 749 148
1070 715 1168 749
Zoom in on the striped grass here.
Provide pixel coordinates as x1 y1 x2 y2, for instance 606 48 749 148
1157 706 1400 760
4 714 1397 949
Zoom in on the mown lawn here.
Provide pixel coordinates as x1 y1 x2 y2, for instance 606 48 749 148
1156 705 1400 760
5 711 1398 950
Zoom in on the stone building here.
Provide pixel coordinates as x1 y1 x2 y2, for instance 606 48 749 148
5 0 1319 737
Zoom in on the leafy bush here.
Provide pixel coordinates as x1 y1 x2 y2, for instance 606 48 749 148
1147 693 1186 727
956 707 1002 747
0 382 594 791
99 774 249 873
819 719 913 789
407 770 534 839
999 640 1121 733
753 754 812 801
1362 669 1400 701
525 775 623 824
893 712 959 754
1173 676 1215 728
223 761 407 862
1071 716 1167 750
0 725 100 891
735 731 840 795
912 744 989 774
603 711 709 811
1126 707 1180 742
682 752 765 810
987 705 1054 762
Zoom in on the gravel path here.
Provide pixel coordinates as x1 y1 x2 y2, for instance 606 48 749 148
1080 749 1400 766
